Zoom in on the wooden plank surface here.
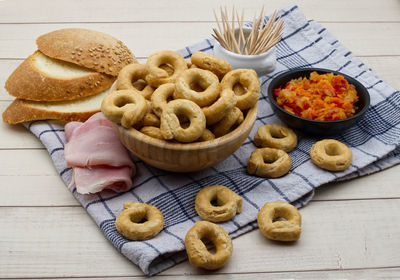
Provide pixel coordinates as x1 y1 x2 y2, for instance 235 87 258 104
0 22 399 59
0 0 399 23
0 199 399 278
0 0 399 279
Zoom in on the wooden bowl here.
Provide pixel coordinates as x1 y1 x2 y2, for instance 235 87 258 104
113 105 257 173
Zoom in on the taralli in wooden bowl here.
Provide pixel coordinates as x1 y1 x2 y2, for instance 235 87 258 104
114 104 256 172
109 80 257 172
103 50 260 172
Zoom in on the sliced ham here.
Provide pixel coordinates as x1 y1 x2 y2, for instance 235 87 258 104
65 114 133 167
73 166 133 194
64 112 135 194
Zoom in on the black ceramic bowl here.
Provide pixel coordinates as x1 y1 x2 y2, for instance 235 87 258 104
267 68 370 135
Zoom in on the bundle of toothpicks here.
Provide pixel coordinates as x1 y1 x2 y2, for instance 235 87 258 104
212 6 284 55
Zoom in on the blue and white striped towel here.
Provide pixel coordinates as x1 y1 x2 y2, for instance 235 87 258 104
25 5 400 276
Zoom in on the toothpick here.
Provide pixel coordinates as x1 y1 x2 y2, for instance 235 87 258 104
212 7 283 55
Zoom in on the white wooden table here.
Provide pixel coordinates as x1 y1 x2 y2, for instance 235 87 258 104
1 0 399 278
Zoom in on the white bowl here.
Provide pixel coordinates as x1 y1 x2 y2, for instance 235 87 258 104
213 28 276 76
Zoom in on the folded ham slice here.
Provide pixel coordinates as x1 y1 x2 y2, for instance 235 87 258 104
64 112 135 194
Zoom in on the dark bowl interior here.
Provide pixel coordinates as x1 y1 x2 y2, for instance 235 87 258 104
267 68 370 136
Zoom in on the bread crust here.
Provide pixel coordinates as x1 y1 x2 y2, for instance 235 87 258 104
2 98 102 124
5 51 115 102
36 28 137 76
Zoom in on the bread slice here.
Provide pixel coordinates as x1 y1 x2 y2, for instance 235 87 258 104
5 51 115 101
2 89 109 124
37 28 137 76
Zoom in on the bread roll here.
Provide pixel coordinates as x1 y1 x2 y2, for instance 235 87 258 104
36 28 137 76
2 89 109 124
5 51 115 101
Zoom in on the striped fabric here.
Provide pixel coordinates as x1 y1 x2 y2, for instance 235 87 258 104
25 5 400 275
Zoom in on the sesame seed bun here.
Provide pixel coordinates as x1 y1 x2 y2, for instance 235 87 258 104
36 28 137 76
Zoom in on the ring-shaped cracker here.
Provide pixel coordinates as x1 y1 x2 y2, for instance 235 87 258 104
145 50 187 87
257 201 302 242
198 128 215 142
116 63 154 100
247 147 291 178
254 124 298 152
202 89 237 125
151 83 175 118
195 185 242 222
212 107 244 138
310 139 352 171
185 221 233 270
174 68 220 107
160 99 206 142
221 69 260 110
101 89 148 128
140 126 164 140
115 202 164 241
134 100 160 129
191 52 232 80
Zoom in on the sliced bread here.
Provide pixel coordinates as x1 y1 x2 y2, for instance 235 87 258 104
2 89 109 124
5 51 115 101
36 28 137 76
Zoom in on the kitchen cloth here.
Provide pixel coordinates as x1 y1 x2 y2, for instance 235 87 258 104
25 5 400 276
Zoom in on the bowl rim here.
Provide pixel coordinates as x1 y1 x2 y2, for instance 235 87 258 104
114 104 258 152
267 67 370 124
214 40 275 59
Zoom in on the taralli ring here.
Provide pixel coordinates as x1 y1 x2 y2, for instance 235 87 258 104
310 139 352 171
151 83 175 117
202 89 237 125
185 221 233 270
212 107 244 138
140 126 164 140
247 147 291 178
115 202 164 241
195 185 242 222
174 68 220 107
116 63 154 100
254 124 298 152
191 52 232 80
221 69 260 110
101 89 148 128
145 50 187 87
198 128 215 142
257 201 302 242
160 99 206 142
